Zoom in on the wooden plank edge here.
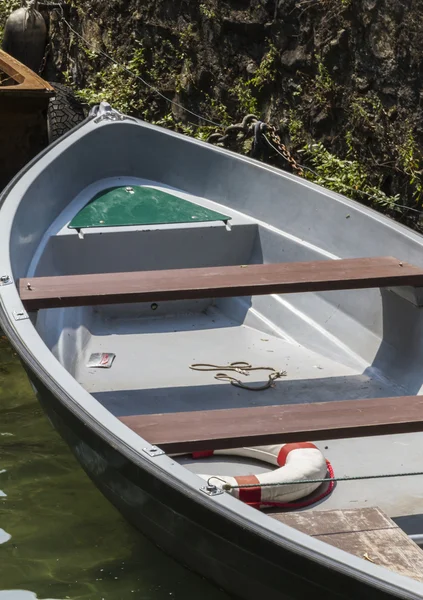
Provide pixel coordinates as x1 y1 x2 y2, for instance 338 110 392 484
119 408 423 454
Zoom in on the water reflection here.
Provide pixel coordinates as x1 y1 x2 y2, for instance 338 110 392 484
0 336 227 599
0 593 60 600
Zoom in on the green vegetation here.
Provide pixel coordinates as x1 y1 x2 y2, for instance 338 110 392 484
287 110 306 146
229 42 278 116
398 128 423 205
205 94 231 126
2 0 416 227
73 64 144 114
68 40 148 114
350 94 385 131
347 93 423 208
179 23 197 55
313 58 337 105
249 43 279 90
302 141 400 211
199 4 216 19
69 54 145 114
0 0 20 43
229 81 259 115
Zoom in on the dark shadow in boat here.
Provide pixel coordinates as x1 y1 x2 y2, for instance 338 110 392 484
393 513 423 535
92 373 403 418
264 479 335 514
90 300 253 335
365 288 423 395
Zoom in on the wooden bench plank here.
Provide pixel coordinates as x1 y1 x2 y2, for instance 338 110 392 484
19 256 423 310
118 395 423 453
271 508 423 582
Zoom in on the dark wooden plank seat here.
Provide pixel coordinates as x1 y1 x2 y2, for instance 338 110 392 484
272 508 423 581
118 395 423 453
19 256 423 311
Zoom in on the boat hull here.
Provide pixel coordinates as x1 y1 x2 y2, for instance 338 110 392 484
26 368 401 600
2 113 422 599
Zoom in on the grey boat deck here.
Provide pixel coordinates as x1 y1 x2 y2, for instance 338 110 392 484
76 307 398 413
26 175 423 541
67 303 423 522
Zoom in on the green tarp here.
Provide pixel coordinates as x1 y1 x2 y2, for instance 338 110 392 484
69 186 230 229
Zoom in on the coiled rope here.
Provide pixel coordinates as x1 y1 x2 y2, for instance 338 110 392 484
190 361 286 391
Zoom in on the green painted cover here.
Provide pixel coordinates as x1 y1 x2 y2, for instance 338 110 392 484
68 186 230 229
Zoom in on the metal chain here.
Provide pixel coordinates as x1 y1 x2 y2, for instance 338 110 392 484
38 40 50 75
207 114 259 144
265 127 304 176
207 117 303 176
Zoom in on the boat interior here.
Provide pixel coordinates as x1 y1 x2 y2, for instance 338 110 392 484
10 120 423 579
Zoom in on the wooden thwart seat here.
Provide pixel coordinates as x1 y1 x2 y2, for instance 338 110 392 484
272 508 423 582
19 256 423 310
118 395 423 453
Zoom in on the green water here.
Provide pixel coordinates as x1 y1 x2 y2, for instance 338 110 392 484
0 336 228 600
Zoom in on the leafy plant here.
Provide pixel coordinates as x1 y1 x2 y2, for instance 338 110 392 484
0 0 20 44
228 42 279 117
205 95 231 126
229 81 259 115
313 57 337 106
249 43 279 90
397 129 423 205
302 141 400 210
73 61 144 114
288 110 306 146
199 4 216 19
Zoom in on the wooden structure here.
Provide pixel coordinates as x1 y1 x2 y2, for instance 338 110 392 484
19 256 423 311
272 508 423 582
118 395 423 453
19 255 423 449
0 50 54 190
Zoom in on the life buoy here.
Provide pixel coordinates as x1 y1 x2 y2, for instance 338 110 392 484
194 442 333 508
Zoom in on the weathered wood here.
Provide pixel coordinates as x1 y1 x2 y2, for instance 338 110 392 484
118 395 423 453
19 256 423 311
271 507 423 582
0 51 54 189
0 50 54 96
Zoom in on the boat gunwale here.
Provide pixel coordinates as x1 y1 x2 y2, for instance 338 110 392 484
1 114 423 599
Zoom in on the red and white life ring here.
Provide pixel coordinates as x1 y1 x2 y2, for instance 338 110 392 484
194 442 332 508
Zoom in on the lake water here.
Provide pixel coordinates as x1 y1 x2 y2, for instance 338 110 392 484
0 335 228 600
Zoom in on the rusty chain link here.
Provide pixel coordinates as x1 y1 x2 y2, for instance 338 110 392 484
207 115 303 176
265 125 304 176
